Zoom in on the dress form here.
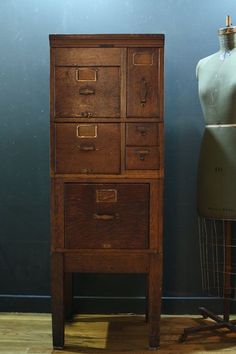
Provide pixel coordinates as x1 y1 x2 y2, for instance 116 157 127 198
180 17 236 342
197 19 236 220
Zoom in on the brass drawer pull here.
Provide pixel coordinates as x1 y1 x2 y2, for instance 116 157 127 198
80 168 93 173
78 143 97 151
136 126 150 136
93 213 119 221
79 87 95 95
140 77 147 106
80 111 93 118
135 149 150 161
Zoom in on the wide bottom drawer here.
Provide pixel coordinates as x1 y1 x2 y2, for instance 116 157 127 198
64 183 149 249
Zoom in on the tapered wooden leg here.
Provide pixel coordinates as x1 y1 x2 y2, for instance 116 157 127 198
145 274 149 323
51 253 65 349
148 253 162 349
64 272 73 321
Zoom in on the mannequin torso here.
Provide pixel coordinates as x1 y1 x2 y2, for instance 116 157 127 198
197 32 236 219
197 47 236 125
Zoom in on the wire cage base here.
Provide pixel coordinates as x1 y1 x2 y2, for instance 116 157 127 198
180 217 236 342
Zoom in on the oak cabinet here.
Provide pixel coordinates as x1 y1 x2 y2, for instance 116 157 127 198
50 34 164 350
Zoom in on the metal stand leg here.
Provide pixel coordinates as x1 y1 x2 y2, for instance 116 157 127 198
179 221 234 342
179 306 236 342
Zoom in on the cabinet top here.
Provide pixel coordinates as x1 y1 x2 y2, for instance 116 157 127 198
49 34 165 48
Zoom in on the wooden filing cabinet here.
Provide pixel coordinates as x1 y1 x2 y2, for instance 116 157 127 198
50 34 164 350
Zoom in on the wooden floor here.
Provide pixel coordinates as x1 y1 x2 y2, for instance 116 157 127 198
1 313 236 353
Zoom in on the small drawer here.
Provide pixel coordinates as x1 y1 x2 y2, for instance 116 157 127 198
55 66 120 118
126 147 159 170
64 183 149 249
55 123 120 174
126 123 159 146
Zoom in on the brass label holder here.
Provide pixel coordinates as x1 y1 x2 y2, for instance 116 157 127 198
133 52 154 66
96 189 118 203
76 68 97 81
76 124 98 138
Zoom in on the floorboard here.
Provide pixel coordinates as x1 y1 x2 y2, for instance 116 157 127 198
0 313 236 353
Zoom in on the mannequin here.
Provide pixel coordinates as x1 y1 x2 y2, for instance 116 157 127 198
180 17 236 342
197 17 236 220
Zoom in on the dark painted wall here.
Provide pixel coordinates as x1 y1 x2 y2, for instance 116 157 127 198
0 0 235 313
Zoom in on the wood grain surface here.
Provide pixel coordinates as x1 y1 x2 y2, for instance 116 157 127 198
1 313 236 353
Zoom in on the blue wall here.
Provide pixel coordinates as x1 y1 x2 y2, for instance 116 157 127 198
0 0 235 313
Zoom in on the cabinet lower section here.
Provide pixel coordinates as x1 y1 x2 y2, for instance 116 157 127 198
51 251 163 349
51 177 163 349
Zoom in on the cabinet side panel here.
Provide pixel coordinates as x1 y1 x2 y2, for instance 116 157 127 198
50 47 56 176
52 179 65 249
158 47 164 120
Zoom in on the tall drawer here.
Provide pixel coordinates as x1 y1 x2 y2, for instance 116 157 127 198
64 183 149 249
126 123 159 146
55 66 120 118
126 147 159 170
127 48 160 118
55 123 120 174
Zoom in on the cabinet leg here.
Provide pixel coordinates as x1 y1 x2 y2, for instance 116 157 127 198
51 253 65 349
64 272 73 321
145 274 149 323
148 254 162 349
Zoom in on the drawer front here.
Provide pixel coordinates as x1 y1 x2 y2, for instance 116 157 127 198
126 123 159 146
55 123 120 174
64 183 149 249
55 66 120 118
55 48 122 66
126 147 159 170
127 48 160 118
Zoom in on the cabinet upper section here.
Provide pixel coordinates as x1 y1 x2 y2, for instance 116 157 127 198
50 34 164 121
50 35 164 176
